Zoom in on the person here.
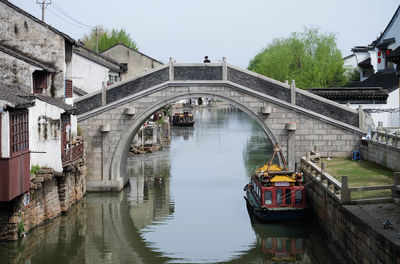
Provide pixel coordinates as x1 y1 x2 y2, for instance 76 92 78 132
203 56 210 63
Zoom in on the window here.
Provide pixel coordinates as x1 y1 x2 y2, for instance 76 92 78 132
264 191 272 205
285 189 292 205
65 79 73 98
32 70 47 94
10 110 29 155
295 190 303 204
276 189 283 205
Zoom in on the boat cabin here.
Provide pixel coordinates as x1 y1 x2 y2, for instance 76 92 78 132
250 174 305 209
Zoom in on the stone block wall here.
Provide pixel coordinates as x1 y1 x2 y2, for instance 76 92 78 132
0 158 86 241
304 170 400 264
360 140 400 171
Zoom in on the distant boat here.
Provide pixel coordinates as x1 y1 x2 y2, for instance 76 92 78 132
244 143 307 222
172 112 195 127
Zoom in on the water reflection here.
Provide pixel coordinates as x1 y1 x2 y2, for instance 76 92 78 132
0 106 341 264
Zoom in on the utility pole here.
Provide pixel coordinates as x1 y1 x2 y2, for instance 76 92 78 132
36 1 51 22
92 26 101 53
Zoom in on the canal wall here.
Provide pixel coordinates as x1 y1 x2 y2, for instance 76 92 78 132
360 130 400 171
0 159 86 241
302 162 400 264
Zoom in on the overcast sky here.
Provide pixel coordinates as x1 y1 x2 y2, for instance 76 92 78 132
9 0 400 68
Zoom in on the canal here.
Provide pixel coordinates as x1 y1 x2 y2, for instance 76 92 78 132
0 106 341 264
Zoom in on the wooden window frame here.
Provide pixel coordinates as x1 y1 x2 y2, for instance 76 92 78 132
65 79 73 98
10 109 29 156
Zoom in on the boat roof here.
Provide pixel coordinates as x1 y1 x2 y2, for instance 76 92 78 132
269 175 296 183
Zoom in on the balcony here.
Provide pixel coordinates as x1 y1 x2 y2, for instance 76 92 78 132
62 139 84 167
0 152 30 201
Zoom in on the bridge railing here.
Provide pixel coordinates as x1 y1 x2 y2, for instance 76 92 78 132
62 139 84 167
301 152 400 204
370 129 400 148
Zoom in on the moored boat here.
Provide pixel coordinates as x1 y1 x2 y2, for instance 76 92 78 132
172 112 195 126
244 143 306 222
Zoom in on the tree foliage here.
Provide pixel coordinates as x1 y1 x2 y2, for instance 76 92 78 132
82 27 138 53
248 28 348 89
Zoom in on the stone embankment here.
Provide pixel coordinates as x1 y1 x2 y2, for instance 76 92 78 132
0 158 86 241
301 154 400 264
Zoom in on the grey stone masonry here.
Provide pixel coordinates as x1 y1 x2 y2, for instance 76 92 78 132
76 62 366 192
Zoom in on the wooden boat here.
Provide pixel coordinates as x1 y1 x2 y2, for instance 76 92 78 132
172 112 195 126
244 143 306 222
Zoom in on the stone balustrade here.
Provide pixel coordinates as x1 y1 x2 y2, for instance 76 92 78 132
301 152 400 205
371 130 400 148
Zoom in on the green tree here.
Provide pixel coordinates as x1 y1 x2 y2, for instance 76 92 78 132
82 27 138 53
248 28 348 89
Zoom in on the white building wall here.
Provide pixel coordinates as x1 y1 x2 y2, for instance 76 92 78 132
29 99 64 171
344 54 358 69
1 111 10 158
72 53 109 94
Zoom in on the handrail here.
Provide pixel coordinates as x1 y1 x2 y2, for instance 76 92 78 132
62 139 84 167
370 130 400 148
301 151 400 204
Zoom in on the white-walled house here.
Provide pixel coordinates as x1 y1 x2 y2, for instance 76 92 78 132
72 45 125 97
0 0 84 202
326 5 400 127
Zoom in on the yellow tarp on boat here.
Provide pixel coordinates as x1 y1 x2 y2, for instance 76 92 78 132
269 175 296 182
256 164 282 173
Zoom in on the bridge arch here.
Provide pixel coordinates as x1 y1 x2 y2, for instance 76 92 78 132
76 63 365 191
111 92 279 189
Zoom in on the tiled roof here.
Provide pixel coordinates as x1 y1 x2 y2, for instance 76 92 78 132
349 70 399 93
376 37 396 49
309 87 389 104
0 44 56 73
35 94 77 114
73 86 88 96
358 58 372 69
0 85 35 108
73 45 123 72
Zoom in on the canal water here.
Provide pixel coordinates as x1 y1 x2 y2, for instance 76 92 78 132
0 106 341 264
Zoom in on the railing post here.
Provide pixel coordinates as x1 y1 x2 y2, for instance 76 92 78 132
101 82 107 106
392 172 400 199
341 175 350 203
306 151 310 161
222 57 227 81
321 162 326 173
169 57 174 81
358 105 365 131
290 80 296 105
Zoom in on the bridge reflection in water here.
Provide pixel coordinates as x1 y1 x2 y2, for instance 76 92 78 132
0 107 341 263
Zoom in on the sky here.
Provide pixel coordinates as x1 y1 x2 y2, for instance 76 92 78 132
8 0 400 68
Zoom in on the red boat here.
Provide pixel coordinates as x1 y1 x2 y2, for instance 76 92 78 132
244 144 307 222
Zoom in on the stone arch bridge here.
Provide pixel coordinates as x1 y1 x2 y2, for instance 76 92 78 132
75 59 366 191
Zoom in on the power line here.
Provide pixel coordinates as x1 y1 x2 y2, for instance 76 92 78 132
51 0 92 28
46 7 89 30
